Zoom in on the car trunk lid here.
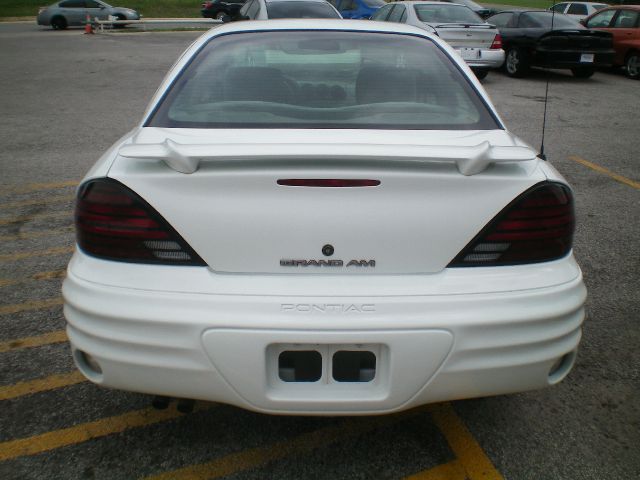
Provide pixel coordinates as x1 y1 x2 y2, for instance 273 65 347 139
106 128 544 274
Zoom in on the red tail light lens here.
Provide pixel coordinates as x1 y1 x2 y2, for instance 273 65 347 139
448 182 574 267
277 179 380 187
490 34 503 50
75 178 206 266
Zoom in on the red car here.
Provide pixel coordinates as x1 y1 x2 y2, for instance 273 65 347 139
582 5 640 78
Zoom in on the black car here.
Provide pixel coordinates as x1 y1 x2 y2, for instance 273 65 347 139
201 0 247 20
487 10 615 78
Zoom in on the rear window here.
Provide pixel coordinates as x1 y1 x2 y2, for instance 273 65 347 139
147 31 499 130
414 4 483 23
519 11 583 28
266 1 341 18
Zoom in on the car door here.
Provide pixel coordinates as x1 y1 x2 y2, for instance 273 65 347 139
607 9 640 64
550 3 569 15
85 0 108 21
58 0 86 25
585 8 631 65
566 3 589 19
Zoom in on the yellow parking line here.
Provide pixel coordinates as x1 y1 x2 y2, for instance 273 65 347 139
0 270 67 287
0 245 74 263
0 403 214 462
0 371 85 401
0 330 68 354
0 298 63 316
430 403 504 480
404 460 467 480
0 194 74 210
0 226 74 243
569 155 640 190
0 210 71 226
0 180 78 195
145 406 429 480
0 269 66 288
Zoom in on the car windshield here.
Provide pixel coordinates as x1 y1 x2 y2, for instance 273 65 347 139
520 11 583 28
266 1 341 18
147 31 499 130
414 4 483 24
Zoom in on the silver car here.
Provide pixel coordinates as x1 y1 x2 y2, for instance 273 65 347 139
37 0 140 30
371 1 505 79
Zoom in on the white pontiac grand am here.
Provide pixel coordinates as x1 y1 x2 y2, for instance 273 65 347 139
63 19 587 415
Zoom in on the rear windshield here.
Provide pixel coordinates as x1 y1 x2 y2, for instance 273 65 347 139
414 4 483 23
147 31 499 130
266 1 341 18
519 11 583 28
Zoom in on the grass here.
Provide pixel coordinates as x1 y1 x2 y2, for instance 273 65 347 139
0 0 201 19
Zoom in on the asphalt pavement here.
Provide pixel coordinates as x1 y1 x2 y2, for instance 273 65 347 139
0 22 638 480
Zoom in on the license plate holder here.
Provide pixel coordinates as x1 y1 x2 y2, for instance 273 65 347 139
457 48 481 60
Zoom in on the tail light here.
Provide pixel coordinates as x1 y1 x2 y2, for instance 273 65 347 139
75 178 206 266
277 179 380 187
448 182 574 267
490 33 502 50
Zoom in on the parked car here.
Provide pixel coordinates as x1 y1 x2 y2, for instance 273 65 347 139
63 19 587 415
549 2 609 20
37 0 139 29
436 0 498 19
327 0 386 19
201 0 247 20
487 10 614 78
229 0 341 20
371 1 504 79
582 5 640 79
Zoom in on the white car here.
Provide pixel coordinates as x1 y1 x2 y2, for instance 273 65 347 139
371 1 505 79
63 19 586 416
549 2 609 20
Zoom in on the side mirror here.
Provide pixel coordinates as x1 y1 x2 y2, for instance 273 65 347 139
579 19 586 26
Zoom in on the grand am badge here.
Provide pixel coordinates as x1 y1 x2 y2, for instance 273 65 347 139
280 259 375 268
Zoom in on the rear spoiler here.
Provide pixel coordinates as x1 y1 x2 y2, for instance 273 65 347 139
118 139 538 176
433 24 495 29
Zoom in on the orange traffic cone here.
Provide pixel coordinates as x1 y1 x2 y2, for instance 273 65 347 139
84 14 93 34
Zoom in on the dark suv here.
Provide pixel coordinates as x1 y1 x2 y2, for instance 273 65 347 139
201 0 247 19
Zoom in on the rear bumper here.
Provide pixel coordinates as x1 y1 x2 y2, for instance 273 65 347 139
533 49 615 69
63 252 586 415
465 49 505 69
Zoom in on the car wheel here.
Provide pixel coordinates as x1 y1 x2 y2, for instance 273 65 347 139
571 67 594 79
51 16 67 30
472 69 489 80
625 51 640 80
505 48 529 78
215 11 226 20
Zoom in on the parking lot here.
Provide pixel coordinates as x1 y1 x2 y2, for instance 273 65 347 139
0 22 638 480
